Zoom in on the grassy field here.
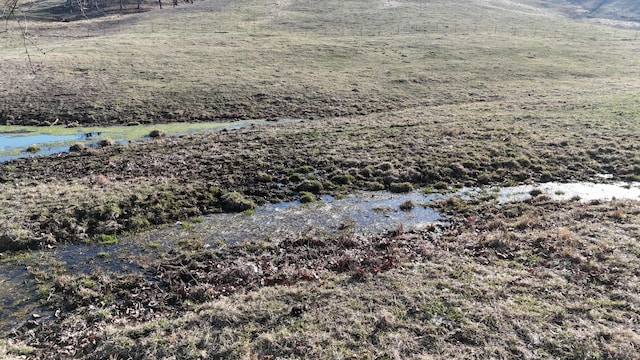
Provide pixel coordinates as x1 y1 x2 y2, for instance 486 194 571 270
2 0 640 125
1 0 640 358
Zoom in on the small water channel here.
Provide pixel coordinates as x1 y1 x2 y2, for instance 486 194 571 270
1 181 639 333
0 265 38 330
0 190 444 333
0 132 105 162
0 119 299 162
12 181 640 276
132 192 442 255
185 192 443 244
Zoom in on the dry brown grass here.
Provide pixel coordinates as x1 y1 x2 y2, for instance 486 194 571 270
4 198 639 359
2 0 640 125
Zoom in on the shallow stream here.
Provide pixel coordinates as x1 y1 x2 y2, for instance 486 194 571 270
1 181 639 333
0 119 297 162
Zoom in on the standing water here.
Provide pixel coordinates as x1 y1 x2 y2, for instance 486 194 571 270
485 182 640 202
1 182 639 333
0 119 303 163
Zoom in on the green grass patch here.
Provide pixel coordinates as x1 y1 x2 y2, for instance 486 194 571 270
94 234 118 245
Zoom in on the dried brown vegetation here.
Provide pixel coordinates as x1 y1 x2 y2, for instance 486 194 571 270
4 198 640 359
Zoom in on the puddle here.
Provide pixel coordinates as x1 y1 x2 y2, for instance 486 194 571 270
470 181 640 202
211 181 639 245
0 133 85 150
0 264 39 334
129 191 444 253
0 242 150 334
0 132 106 162
196 192 443 244
0 190 443 333
50 243 146 274
0 119 303 162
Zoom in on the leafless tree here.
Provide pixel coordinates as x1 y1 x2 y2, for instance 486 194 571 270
2 0 19 21
2 0 44 73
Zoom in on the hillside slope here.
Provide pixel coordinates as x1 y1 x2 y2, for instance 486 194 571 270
542 0 640 23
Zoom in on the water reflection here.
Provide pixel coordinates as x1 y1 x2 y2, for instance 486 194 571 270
198 192 443 244
0 133 83 150
0 132 104 162
0 262 40 334
0 119 303 163
473 182 640 202
128 182 640 250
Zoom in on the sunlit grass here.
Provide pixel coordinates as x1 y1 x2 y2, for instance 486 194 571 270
2 0 640 124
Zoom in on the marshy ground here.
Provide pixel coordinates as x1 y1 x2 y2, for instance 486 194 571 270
3 195 640 359
1 0 640 358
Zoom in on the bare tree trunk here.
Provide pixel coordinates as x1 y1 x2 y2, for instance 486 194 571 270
2 0 19 19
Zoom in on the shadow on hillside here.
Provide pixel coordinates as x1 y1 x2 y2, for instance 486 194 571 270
547 0 640 27
16 0 196 22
